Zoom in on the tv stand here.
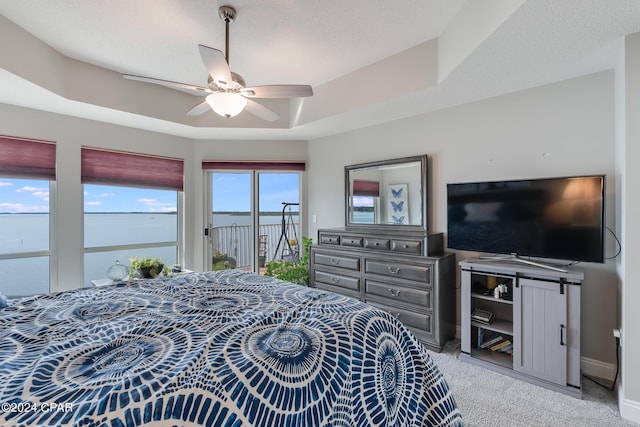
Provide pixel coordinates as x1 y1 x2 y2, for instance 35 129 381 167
478 254 568 273
460 259 583 398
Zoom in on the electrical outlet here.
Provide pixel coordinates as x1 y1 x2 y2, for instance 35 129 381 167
613 328 622 347
312 215 317 223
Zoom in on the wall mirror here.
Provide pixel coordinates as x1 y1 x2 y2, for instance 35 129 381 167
345 155 428 230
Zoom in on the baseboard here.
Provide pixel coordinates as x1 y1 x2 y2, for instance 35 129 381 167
619 386 640 424
581 355 616 382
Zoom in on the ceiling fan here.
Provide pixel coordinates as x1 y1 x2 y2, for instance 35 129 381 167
122 5 313 121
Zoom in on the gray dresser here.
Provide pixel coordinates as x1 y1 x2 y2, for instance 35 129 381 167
310 228 456 352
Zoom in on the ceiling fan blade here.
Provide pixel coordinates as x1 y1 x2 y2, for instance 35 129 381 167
198 44 232 87
122 74 209 96
241 85 313 98
244 99 279 122
186 100 211 116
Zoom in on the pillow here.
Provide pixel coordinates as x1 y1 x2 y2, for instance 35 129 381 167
0 292 9 309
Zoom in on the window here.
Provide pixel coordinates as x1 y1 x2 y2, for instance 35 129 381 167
82 147 183 286
351 179 379 223
0 136 56 297
203 161 304 273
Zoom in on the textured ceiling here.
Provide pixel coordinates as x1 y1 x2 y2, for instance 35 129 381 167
1 0 640 140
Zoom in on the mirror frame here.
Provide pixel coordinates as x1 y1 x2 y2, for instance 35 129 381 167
345 154 428 231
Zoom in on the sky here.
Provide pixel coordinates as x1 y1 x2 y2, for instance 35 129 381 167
212 173 300 212
1 173 300 213
0 178 51 213
0 178 178 213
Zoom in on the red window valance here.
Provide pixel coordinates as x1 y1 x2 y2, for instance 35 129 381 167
0 135 56 180
352 179 380 197
82 147 184 191
202 161 306 171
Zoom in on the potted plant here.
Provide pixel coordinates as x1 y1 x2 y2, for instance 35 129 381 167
264 237 312 286
129 256 170 278
212 252 237 270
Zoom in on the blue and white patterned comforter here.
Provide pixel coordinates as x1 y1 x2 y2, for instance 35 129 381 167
0 270 462 426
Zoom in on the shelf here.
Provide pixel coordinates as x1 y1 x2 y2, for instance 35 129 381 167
469 347 513 370
472 318 512 335
471 292 513 305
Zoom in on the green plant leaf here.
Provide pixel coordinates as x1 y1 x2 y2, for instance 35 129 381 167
264 237 312 286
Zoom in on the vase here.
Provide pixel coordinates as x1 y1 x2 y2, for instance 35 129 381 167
139 264 163 278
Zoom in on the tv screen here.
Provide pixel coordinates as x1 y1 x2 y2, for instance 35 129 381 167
447 175 605 263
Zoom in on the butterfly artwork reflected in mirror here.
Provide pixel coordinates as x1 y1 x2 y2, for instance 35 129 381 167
391 187 403 199
387 184 408 224
392 215 405 224
391 201 404 212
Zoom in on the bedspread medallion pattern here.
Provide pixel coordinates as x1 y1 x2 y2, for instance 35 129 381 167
0 270 461 426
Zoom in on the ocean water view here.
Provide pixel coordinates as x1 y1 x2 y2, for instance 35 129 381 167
1 211 297 297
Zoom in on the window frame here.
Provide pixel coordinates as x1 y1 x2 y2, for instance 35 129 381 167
82 184 184 286
0 178 57 297
204 168 303 273
80 147 185 286
0 136 57 297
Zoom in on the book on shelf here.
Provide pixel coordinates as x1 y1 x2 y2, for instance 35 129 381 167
471 308 494 324
479 333 505 349
496 343 513 355
477 327 485 349
490 339 512 352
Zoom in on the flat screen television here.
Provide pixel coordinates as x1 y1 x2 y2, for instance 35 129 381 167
447 175 605 263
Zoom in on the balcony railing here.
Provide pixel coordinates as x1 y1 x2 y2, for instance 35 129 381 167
210 222 300 269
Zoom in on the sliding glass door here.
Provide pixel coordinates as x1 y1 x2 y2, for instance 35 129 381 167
207 170 300 274
258 173 300 268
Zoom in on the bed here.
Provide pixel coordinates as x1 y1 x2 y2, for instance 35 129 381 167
0 270 462 426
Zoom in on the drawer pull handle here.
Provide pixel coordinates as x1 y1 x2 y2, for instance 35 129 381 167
330 258 341 265
330 277 340 284
387 266 400 274
388 311 400 319
388 288 401 297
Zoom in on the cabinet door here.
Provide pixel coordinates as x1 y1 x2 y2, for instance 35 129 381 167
513 278 567 385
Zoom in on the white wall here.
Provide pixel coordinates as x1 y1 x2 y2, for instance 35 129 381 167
308 71 619 374
618 32 640 422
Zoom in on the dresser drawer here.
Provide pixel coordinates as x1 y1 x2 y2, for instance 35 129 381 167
392 239 422 254
365 280 431 309
315 282 360 300
313 252 360 271
314 270 360 292
367 300 432 334
320 234 341 245
341 236 364 248
364 238 391 251
365 259 432 283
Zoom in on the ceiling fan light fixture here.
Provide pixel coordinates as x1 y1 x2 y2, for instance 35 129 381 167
206 92 247 118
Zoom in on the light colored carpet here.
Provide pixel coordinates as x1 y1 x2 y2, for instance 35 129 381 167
429 341 637 427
